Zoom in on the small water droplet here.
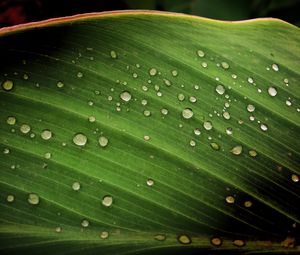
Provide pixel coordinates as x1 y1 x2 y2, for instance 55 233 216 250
110 50 117 59
178 234 191 245
20 124 31 134
120 91 132 102
28 193 40 205
102 195 113 207
72 181 81 191
194 128 201 136
177 93 185 101
233 239 245 247
161 108 168 115
6 194 15 203
271 63 279 72
223 112 230 120
44 152 51 159
210 142 220 150
81 219 89 228
291 174 299 183
247 104 255 112
268 86 277 97
88 116 96 123
182 108 194 119
211 237 222 246
146 179 154 186
221 62 229 69
55 226 62 233
197 50 205 57
73 133 87 146
231 145 242 155
286 100 292 106
215 85 225 95
189 140 196 147
201 62 208 68
3 148 10 154
226 127 233 135
143 110 151 117
6 116 16 125
100 231 109 239
260 123 268 132
203 121 213 130
247 77 254 84
141 99 147 106
149 68 157 76
163 79 172 87
171 70 178 77
56 81 64 88
231 74 237 79
132 73 138 78
41 129 52 140
77 72 83 78
225 195 235 204
249 150 257 157
23 74 29 80
143 135 150 141
154 234 166 241
244 201 252 208
98 136 109 147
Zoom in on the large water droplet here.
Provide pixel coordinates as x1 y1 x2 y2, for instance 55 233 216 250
177 93 185 101
271 63 279 72
197 50 205 57
120 91 132 102
81 219 89 228
1 80 14 91
73 133 87 146
178 234 191 244
210 142 220 150
221 62 229 69
72 181 81 191
203 121 212 130
6 116 16 125
247 104 255 112
268 86 277 97
28 193 40 205
231 145 242 155
292 174 299 183
41 129 52 140
20 124 31 134
215 85 225 95
225 195 235 204
98 136 109 147
102 195 113 207
211 237 222 246
182 108 193 119
149 68 157 76
260 123 268 132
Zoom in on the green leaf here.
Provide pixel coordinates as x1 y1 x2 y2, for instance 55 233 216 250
0 11 299 255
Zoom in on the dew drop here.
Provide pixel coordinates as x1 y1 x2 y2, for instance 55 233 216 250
73 133 87 146
247 104 255 112
2 80 14 91
81 219 89 228
23 74 29 80
41 129 52 140
143 110 151 117
189 140 196 147
260 123 268 132
110 50 117 59
178 234 191 245
247 77 254 84
177 93 185 101
154 234 166 241
171 70 178 77
55 226 62 233
231 145 242 155
88 116 96 123
210 142 220 150
120 91 132 102
44 152 51 159
6 116 16 125
28 193 40 205
201 62 208 68
268 86 277 97
226 127 233 135
100 231 109 239
72 181 81 191
143 135 150 141
3 148 10 154
203 121 213 130
249 150 257 157
211 237 222 246
189 96 197 103
146 179 154 186
161 108 168 115
56 81 64 88
233 239 245 247
98 136 109 147
231 74 237 79
225 195 235 204
164 79 172 86
182 108 193 119
271 63 279 72
221 62 229 69
132 73 138 78
286 100 292 106
291 174 299 183
149 68 157 76
197 50 205 57
20 124 31 134
194 128 201 136
215 85 225 95
244 201 253 208
6 194 15 203
77 72 83 78
223 112 230 120
102 195 113 207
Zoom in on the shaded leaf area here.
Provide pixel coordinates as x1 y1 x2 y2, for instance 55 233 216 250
0 11 300 254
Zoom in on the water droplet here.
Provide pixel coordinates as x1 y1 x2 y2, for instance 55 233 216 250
201 62 208 68
221 62 229 69
215 85 225 95
143 110 151 117
3 148 10 154
210 142 220 150
189 96 197 103
231 74 237 79
73 133 87 146
72 181 81 191
149 68 157 76
28 193 40 205
6 116 16 125
56 81 64 88
231 145 242 155
20 124 31 134
226 127 233 135
268 86 277 97
286 100 292 106
88 116 96 123
110 50 117 59
260 123 268 132
249 150 257 157
233 239 245 247
120 91 132 102
6 194 15 203
271 63 279 72
225 195 235 204
203 121 212 130
146 179 154 186
132 73 138 78
177 93 185 101
211 237 222 246
23 74 29 80
154 234 166 241
178 234 191 245
182 108 193 119
171 70 178 77
161 108 168 115
77 72 83 78
55 226 62 233
291 174 299 183
194 128 201 136
197 50 205 57
44 152 51 159
41 129 52 140
98 136 109 147
244 201 252 208
189 140 196 147
143 135 150 141
223 112 230 120
102 195 113 207
247 104 255 112
164 79 172 86
100 231 109 239
247 77 254 84
141 99 147 106
81 219 89 228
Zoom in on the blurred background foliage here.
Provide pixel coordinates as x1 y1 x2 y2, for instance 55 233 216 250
1 0 300 28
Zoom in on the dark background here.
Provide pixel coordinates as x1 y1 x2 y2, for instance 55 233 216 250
1 0 300 28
